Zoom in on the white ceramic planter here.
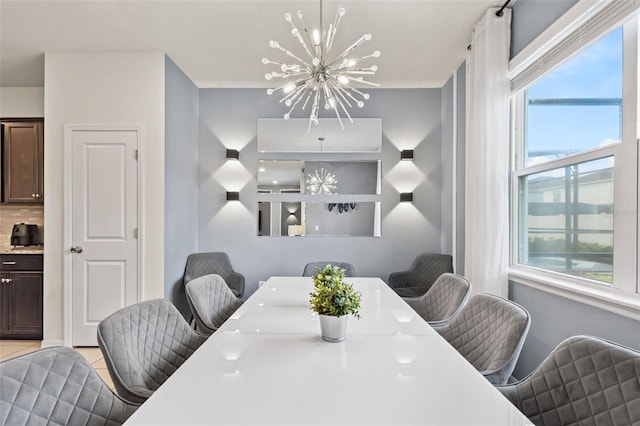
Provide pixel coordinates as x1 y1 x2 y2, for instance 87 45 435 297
319 314 348 342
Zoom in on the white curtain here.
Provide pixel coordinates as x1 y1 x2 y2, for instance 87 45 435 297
464 7 511 297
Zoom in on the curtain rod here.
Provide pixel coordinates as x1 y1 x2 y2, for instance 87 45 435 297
496 0 511 17
467 0 511 51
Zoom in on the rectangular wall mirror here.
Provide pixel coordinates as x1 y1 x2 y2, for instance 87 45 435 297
257 118 382 153
257 160 381 195
258 202 381 237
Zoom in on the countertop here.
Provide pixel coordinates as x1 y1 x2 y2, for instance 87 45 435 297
0 243 44 255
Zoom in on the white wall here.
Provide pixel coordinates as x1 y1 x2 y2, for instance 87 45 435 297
43 52 165 346
0 87 44 117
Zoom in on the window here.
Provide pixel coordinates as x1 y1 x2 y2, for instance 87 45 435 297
518 157 614 283
511 9 639 310
524 28 622 167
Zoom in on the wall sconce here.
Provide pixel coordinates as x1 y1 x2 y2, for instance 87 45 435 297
400 193 413 202
226 149 240 160
226 191 240 201
400 150 414 160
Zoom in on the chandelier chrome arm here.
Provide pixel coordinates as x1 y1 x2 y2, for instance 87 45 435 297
263 3 379 130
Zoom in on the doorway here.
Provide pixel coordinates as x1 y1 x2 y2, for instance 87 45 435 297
64 126 141 346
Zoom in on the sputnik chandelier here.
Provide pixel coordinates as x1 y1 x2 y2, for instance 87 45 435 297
262 1 380 130
306 168 338 194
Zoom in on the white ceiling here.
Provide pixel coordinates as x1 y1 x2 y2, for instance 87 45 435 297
0 0 503 89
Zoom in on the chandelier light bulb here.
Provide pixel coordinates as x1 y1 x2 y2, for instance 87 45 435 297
262 2 380 130
283 82 296 94
306 168 338 195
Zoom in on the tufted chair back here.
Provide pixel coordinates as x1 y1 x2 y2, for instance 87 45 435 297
302 261 356 277
184 252 245 298
1 347 139 425
97 299 207 404
437 293 530 384
405 273 471 327
388 253 453 298
406 254 453 288
497 336 640 426
186 274 244 335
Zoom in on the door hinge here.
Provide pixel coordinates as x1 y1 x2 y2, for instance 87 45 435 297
134 228 138 239
134 149 139 160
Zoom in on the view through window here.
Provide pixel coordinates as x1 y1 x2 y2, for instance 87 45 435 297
515 28 622 284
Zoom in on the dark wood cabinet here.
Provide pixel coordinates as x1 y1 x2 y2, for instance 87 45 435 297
0 254 43 339
2 121 44 203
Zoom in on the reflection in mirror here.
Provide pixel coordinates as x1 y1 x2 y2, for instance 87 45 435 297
257 160 380 195
258 202 381 237
257 118 382 153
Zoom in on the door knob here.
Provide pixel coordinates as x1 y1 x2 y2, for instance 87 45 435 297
70 246 83 253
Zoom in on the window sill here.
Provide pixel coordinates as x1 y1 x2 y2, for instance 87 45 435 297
508 267 640 321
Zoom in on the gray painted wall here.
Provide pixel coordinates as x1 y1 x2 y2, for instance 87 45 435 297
164 56 200 318
198 88 444 296
440 76 454 259
510 283 640 378
510 0 578 58
508 0 640 377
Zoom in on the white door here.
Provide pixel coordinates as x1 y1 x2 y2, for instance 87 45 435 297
70 129 139 346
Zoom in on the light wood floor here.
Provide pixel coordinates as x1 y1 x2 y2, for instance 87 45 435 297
0 340 115 390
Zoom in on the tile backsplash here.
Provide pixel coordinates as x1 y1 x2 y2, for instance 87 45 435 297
0 204 44 251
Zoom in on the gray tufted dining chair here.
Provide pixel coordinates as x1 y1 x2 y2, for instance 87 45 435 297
436 293 531 384
97 299 207 404
388 253 453 298
496 335 640 426
403 273 471 327
0 346 139 425
302 261 356 277
185 274 244 336
184 252 245 298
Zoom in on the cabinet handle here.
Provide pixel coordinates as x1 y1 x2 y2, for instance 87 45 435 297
1 278 12 284
2 261 16 265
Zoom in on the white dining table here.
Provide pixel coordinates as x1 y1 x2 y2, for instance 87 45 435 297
125 277 533 425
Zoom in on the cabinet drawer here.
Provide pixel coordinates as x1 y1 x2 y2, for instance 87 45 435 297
0 254 43 271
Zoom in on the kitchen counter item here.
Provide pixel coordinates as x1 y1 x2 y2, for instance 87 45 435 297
11 223 40 246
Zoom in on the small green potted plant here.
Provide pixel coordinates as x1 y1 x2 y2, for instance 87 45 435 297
309 264 361 342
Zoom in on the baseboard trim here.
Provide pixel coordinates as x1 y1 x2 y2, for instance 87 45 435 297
40 340 64 348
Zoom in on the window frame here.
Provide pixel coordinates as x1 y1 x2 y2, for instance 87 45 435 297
509 12 640 320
